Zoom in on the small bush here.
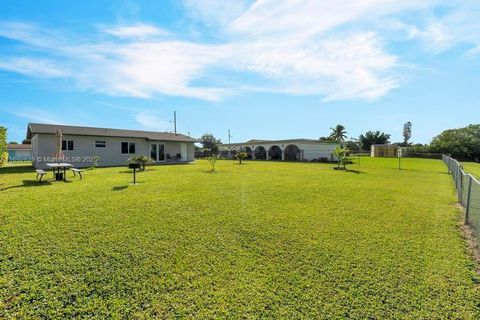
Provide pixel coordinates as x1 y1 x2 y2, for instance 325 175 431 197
128 155 154 171
0 126 7 167
0 151 7 166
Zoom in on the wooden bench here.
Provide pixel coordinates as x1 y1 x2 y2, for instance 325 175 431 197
71 168 83 180
35 169 47 181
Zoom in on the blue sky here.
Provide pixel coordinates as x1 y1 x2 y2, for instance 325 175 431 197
0 0 479 144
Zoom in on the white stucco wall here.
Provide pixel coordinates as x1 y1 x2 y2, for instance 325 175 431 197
227 141 339 161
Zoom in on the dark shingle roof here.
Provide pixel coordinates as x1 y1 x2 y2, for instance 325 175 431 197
27 123 197 142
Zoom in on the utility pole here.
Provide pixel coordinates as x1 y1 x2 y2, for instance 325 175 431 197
228 129 232 158
173 111 177 135
398 148 402 170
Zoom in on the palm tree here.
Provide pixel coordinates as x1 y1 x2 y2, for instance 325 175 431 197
329 124 347 142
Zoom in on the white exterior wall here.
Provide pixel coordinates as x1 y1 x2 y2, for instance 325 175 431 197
299 143 337 161
230 141 338 161
32 133 195 168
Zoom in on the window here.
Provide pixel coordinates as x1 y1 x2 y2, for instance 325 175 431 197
121 142 136 154
95 140 106 148
62 140 74 151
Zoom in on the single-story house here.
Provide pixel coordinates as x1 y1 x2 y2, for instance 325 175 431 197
7 143 32 161
27 123 196 168
221 139 339 161
371 144 406 157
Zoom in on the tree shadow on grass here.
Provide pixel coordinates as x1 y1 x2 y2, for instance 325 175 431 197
345 169 366 174
0 180 52 191
118 170 152 174
112 185 128 191
0 166 35 174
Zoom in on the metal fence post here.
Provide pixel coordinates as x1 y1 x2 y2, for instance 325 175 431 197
458 167 463 203
465 175 473 225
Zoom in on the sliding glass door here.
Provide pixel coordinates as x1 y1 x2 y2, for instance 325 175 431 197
150 143 165 162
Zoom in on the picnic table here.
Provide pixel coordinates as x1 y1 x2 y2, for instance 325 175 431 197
46 163 73 181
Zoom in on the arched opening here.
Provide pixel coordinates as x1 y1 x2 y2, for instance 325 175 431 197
284 144 301 161
244 147 253 159
268 145 282 160
254 146 266 160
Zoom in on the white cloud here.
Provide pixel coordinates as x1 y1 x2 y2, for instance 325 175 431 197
417 5 480 54
182 0 250 26
230 32 399 101
0 22 230 101
229 0 438 38
135 112 171 130
2 1 479 103
0 57 67 78
102 24 169 39
9 110 62 124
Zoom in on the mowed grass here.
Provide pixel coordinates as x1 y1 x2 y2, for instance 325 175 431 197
1 158 479 318
463 161 480 180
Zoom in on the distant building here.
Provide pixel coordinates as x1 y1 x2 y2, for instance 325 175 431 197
222 139 339 161
371 144 406 157
7 143 32 161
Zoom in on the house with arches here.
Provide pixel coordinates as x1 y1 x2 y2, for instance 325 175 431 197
222 139 339 161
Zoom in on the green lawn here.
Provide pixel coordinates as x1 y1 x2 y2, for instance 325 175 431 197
1 158 479 318
462 161 480 180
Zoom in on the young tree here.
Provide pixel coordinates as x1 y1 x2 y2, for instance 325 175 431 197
207 154 218 172
334 146 350 170
199 133 221 156
403 121 412 146
236 151 247 164
358 131 391 151
329 124 348 142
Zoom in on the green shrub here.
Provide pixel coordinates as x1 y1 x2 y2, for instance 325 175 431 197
0 126 7 167
128 155 154 171
0 151 7 166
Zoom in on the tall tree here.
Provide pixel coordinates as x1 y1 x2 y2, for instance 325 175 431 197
199 133 221 156
403 121 412 146
344 139 361 153
358 131 391 151
329 124 347 142
430 124 480 160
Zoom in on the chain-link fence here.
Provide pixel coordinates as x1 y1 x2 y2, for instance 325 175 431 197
443 155 480 239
